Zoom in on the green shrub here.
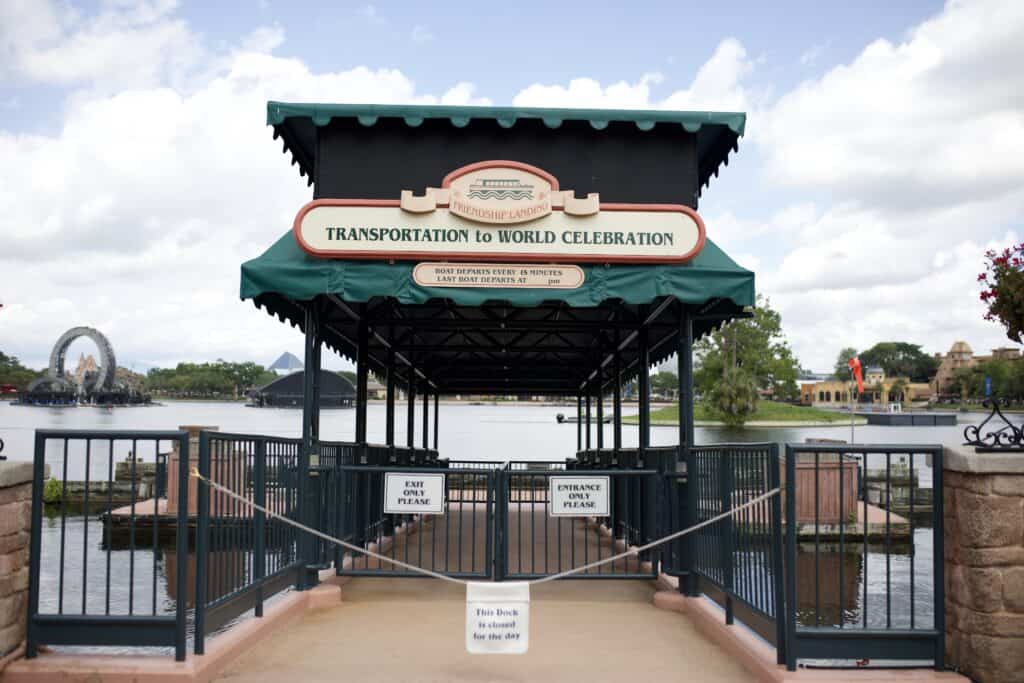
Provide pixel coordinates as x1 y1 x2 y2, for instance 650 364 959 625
42 477 63 504
706 368 758 427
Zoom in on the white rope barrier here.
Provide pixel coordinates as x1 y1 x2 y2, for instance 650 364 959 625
190 467 780 587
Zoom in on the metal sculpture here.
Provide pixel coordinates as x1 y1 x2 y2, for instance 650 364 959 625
22 326 147 406
963 398 1024 452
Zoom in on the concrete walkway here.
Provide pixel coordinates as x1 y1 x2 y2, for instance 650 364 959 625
215 578 755 683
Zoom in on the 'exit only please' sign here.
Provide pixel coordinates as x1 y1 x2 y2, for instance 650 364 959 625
384 472 445 515
548 476 610 516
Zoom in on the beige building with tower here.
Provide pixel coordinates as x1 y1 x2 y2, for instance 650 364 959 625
930 341 1022 396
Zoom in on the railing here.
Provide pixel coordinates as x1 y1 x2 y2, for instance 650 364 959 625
26 430 191 661
783 444 944 670
685 443 785 658
193 432 304 656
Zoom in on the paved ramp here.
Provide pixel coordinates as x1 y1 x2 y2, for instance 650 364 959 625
215 578 754 682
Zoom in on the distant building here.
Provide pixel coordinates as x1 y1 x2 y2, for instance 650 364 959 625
252 370 355 408
366 377 386 399
267 351 304 375
800 367 930 408
930 341 1023 396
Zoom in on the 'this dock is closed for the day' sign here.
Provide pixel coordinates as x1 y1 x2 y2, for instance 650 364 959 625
466 581 530 655
383 472 445 515
548 476 610 517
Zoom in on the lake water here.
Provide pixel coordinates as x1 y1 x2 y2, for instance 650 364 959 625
0 399 985 466
1 400 981 654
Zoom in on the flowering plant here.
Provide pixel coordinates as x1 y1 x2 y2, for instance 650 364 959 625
979 241 1024 343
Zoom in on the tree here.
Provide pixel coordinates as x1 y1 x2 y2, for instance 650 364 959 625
0 351 43 390
694 295 801 403
979 241 1024 343
833 347 859 379
650 371 678 395
858 342 939 382
706 368 758 427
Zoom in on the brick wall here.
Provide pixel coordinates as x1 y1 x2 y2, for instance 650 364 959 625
0 461 34 670
944 448 1024 683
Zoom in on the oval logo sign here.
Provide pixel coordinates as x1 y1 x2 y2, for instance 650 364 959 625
443 161 556 225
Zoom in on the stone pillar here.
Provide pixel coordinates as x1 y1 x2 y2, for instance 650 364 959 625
167 425 218 515
0 461 34 671
944 446 1024 683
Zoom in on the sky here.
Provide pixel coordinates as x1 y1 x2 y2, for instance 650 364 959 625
0 0 1021 374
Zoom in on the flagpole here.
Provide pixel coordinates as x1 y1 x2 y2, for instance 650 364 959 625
850 375 855 445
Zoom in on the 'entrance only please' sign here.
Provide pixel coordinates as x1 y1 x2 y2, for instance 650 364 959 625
383 472 445 515
548 476 610 517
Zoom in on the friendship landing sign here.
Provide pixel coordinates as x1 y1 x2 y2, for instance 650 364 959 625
293 160 707 265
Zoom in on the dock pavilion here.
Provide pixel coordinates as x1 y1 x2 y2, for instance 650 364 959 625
13 100 952 682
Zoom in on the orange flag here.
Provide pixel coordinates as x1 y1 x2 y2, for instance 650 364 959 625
847 356 864 394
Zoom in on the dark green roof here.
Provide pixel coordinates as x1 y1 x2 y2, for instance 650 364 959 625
241 231 754 309
267 101 745 191
239 230 754 393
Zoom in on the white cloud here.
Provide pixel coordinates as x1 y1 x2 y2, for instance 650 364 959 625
512 39 756 112
0 7 493 369
0 0 203 91
760 0 1024 211
411 25 434 44
747 0 1024 369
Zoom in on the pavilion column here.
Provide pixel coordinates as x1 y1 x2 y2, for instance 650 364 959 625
433 392 439 451
613 332 622 452
639 324 650 451
355 311 369 443
385 342 395 446
422 386 429 449
678 307 697 596
576 393 582 453
584 390 592 450
406 374 416 450
299 301 322 590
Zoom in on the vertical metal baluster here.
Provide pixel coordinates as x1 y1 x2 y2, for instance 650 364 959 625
81 439 91 615
129 439 137 614
531 473 537 575
909 452 915 629
457 468 465 574
839 447 845 628
814 451 820 627
58 438 68 615
863 450 869 629
105 439 113 615
151 440 159 615
886 451 892 629
517 471 522 575
544 474 550 575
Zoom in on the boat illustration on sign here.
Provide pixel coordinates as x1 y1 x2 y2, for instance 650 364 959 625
465 178 535 201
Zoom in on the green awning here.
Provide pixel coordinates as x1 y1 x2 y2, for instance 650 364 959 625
239 232 753 393
241 231 754 309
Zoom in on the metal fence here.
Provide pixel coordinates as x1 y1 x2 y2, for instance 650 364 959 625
193 432 305 655
499 467 660 580
783 443 944 670
26 430 191 661
684 443 785 658
335 463 494 579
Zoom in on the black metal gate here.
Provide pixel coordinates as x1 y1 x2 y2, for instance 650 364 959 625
329 459 660 582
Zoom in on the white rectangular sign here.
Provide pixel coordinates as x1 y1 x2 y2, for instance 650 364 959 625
466 581 529 655
383 472 445 515
549 476 610 517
